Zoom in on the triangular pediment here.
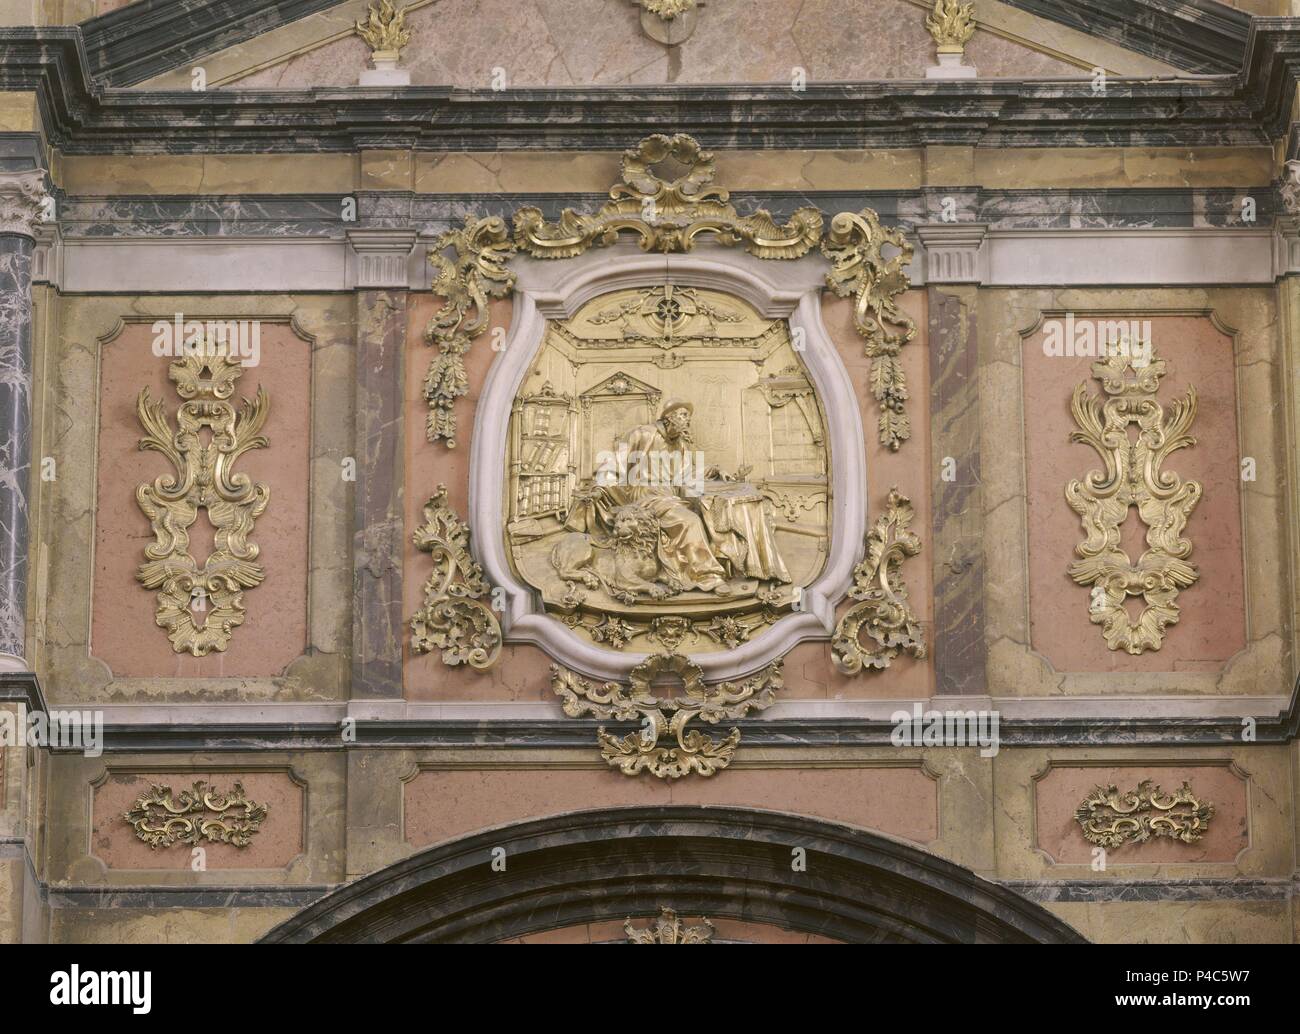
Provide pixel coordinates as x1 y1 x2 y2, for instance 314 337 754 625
80 0 1241 91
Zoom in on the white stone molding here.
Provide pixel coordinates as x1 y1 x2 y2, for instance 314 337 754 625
30 222 62 289
917 223 988 284
346 229 418 288
467 242 867 682
0 170 47 240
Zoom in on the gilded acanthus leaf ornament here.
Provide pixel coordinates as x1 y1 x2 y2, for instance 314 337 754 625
821 209 918 451
135 353 270 656
425 216 517 447
1075 781 1214 849
410 483 503 671
355 0 412 57
550 654 782 779
123 781 269 849
1066 345 1201 654
626 907 715 944
926 0 976 55
513 134 823 260
832 487 926 675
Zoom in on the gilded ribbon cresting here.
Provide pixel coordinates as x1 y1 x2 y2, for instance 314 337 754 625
1074 780 1214 848
551 654 782 779
1066 345 1201 654
422 133 919 455
410 483 503 671
123 780 269 849
135 353 270 656
832 487 927 674
513 133 823 260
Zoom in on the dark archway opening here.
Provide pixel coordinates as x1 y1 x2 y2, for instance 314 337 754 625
261 805 1086 944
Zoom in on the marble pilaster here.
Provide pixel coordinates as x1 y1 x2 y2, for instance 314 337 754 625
0 170 44 671
918 224 987 695
349 231 414 698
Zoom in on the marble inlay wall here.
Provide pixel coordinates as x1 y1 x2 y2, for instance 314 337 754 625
92 321 311 679
1022 314 1246 673
227 0 1081 90
90 769 304 871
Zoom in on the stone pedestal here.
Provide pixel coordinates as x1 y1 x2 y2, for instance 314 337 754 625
926 52 977 79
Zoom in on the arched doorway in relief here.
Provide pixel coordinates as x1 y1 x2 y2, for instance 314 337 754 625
261 805 1087 944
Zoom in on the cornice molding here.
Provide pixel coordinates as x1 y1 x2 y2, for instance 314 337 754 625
5 27 1300 153
80 0 347 88
998 0 1251 75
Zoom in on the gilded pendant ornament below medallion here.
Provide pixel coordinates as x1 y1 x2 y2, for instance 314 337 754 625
135 352 270 656
551 654 783 779
1066 345 1201 654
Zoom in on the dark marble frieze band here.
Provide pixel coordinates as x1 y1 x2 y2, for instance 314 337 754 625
43 687 1300 753
1002 878 1295 904
52 188 1279 239
999 0 1251 76
4 30 1297 153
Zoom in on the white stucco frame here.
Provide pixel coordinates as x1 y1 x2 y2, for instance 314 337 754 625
469 241 867 681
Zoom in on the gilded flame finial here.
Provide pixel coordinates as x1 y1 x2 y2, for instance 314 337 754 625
926 0 976 56
355 0 412 59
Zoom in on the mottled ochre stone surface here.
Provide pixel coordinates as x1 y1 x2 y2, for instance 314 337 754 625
44 752 345 888
996 746 1293 881
51 906 299 944
1045 901 1292 945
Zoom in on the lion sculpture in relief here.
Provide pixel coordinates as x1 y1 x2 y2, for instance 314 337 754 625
549 504 680 604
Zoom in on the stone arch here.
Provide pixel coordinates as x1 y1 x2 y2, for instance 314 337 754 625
261 806 1086 944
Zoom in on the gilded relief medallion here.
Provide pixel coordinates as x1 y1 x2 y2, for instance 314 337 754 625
505 285 830 655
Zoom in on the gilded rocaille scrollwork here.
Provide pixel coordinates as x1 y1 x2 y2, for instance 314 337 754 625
410 483 503 671
513 133 823 260
821 209 918 451
626 907 715 944
123 780 269 849
135 353 270 656
1074 781 1214 849
422 134 917 455
1066 346 1201 654
926 0 976 55
551 654 782 779
425 216 517 447
832 487 926 674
